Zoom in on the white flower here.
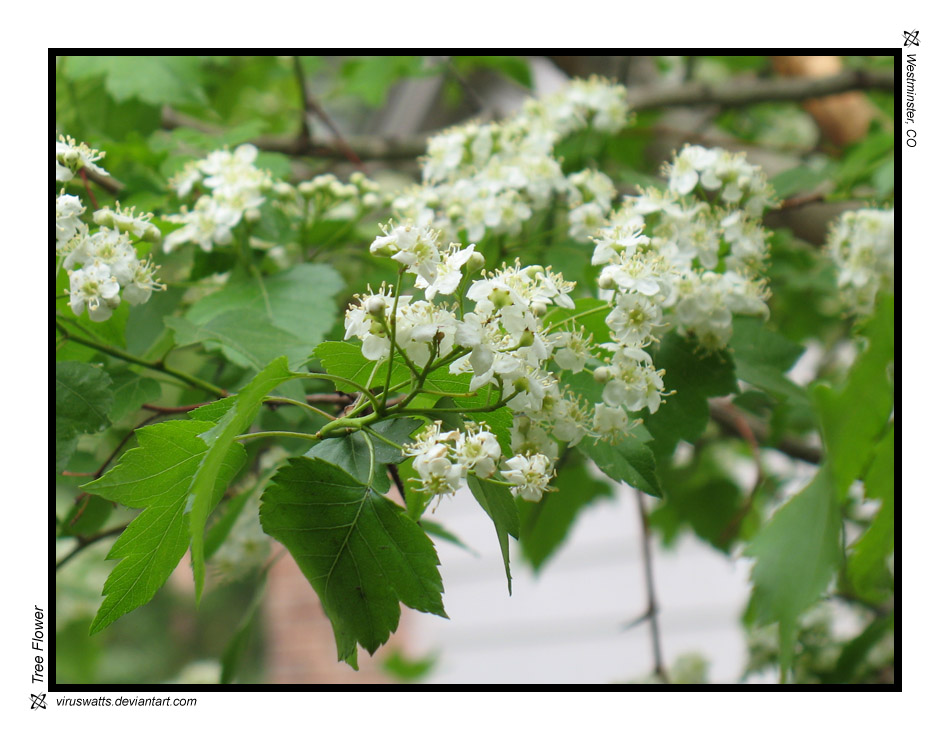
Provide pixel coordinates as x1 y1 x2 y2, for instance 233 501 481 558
601 345 666 414
454 423 503 478
592 403 631 441
68 262 120 321
551 329 593 373
403 421 503 497
668 145 717 195
371 222 443 284
56 193 85 250
414 243 480 300
93 204 161 242
826 208 894 315
501 453 556 502
606 292 663 346
56 135 109 180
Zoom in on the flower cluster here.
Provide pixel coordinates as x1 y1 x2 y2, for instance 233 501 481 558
825 207 894 315
665 144 776 216
403 420 554 502
393 78 628 245
54 139 164 322
164 144 274 253
273 170 381 230
591 145 773 352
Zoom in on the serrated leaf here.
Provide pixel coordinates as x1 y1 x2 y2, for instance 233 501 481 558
305 418 421 494
579 423 661 497
107 368 161 422
186 264 343 351
189 357 295 601
56 362 114 473
260 456 446 667
469 476 519 594
518 458 612 572
83 420 246 634
745 466 842 677
645 334 737 456
167 312 314 372
312 341 405 391
63 56 207 106
814 295 894 498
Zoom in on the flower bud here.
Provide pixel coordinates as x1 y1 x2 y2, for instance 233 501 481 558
516 331 535 348
93 209 114 228
244 207 261 223
298 181 317 198
593 366 611 384
274 182 295 199
598 273 617 291
466 250 486 271
366 295 387 316
144 224 162 243
512 377 532 394
530 300 547 317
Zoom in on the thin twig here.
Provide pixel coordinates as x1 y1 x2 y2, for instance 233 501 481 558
292 56 366 171
708 398 822 465
56 525 127 570
633 487 669 683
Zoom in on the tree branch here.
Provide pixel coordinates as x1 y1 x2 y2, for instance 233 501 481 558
56 525 127 570
626 69 893 111
158 69 892 167
632 486 669 682
291 56 366 171
709 398 822 464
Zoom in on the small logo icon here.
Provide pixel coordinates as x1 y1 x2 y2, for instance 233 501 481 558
903 30 920 46
30 692 47 710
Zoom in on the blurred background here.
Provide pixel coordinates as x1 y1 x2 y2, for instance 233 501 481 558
54 54 894 684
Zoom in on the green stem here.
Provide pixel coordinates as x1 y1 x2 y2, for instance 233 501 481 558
235 430 317 443
265 395 335 420
294 372 382 413
545 303 610 331
362 425 406 451
360 430 376 488
382 269 405 405
55 318 228 398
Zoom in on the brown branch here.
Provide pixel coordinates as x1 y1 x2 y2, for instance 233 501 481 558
291 56 366 171
633 487 669 683
709 398 822 464
56 524 127 570
157 69 891 168
626 69 894 112
83 167 124 194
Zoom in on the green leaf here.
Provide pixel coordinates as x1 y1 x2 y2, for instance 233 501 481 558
56 362 114 473
745 466 842 676
730 317 810 406
106 368 161 422
824 612 894 684
645 334 737 456
63 56 208 106
260 456 446 667
339 56 431 106
518 458 612 572
769 163 833 200
189 357 295 601
167 312 314 372
579 423 661 497
468 476 519 594
83 420 246 634
380 648 440 683
305 419 421 494
814 295 894 498
312 341 407 391
186 264 343 353
847 424 894 600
